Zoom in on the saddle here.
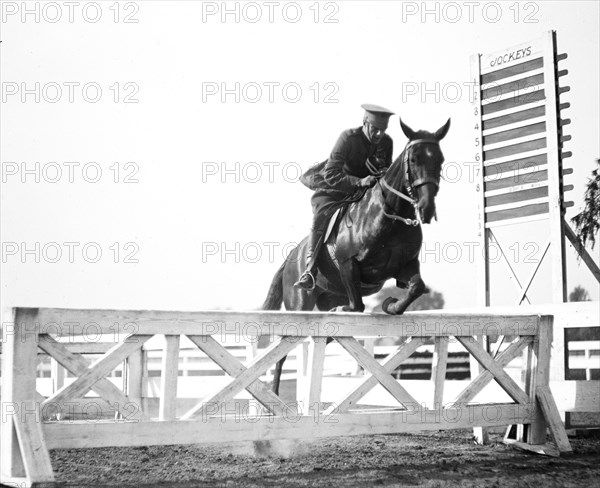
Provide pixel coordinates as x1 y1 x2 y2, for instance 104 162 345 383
312 190 385 296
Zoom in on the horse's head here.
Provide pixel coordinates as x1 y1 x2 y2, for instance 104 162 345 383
399 118 450 224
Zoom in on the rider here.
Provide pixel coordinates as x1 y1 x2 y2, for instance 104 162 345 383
294 104 395 290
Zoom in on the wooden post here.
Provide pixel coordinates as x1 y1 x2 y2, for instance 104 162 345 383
543 31 568 303
528 315 552 444
51 358 65 393
431 337 449 409
0 308 54 485
470 336 489 445
300 337 327 415
159 335 180 421
126 347 145 416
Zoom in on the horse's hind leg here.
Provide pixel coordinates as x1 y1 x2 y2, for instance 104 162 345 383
382 274 426 315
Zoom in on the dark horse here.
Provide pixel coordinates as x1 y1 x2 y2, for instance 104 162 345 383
263 117 450 392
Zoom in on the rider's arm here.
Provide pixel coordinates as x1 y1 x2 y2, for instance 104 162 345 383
323 131 361 193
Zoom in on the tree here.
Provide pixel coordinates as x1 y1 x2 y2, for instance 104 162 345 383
369 281 445 313
568 285 591 302
571 159 600 251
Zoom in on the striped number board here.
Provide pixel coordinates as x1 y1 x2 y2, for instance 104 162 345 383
471 31 571 229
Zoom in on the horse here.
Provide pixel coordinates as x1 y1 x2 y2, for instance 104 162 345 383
262 117 450 393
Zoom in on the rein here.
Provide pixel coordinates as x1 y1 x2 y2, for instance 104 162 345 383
375 138 440 226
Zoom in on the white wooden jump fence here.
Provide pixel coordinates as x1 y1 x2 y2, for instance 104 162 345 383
1 307 574 487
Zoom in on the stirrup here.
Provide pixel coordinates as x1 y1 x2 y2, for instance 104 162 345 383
294 271 316 291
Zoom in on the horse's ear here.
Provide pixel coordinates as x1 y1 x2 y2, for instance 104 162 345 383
399 118 417 140
435 118 451 140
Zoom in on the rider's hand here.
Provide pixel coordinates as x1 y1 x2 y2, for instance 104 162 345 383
358 175 378 188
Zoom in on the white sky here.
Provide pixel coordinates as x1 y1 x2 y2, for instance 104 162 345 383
1 0 599 312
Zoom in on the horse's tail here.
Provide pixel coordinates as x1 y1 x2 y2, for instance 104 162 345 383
262 261 285 310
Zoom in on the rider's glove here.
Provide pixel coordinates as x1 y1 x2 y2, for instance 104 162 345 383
357 175 378 188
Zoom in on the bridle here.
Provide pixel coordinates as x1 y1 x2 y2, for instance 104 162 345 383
370 138 441 226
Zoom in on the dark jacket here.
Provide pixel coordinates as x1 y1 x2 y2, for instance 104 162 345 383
300 127 393 198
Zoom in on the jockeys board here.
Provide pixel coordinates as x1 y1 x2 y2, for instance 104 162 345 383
470 31 571 305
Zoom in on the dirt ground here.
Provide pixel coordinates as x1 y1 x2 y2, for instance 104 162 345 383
45 430 600 487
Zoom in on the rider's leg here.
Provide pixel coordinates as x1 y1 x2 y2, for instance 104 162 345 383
294 193 334 290
293 212 328 290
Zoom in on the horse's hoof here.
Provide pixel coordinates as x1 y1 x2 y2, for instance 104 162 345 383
382 297 398 314
330 305 352 312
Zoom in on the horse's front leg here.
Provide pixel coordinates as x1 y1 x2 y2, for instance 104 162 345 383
382 260 427 315
331 258 365 312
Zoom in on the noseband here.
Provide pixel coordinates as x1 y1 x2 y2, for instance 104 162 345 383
376 138 441 226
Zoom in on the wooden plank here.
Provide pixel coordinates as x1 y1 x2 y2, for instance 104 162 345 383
504 439 559 457
335 337 420 409
484 132 546 152
458 337 529 405
432 337 449 408
483 90 545 116
301 338 327 414
483 115 545 137
42 403 536 449
528 316 553 444
37 334 147 420
536 386 573 454
483 105 546 131
482 73 544 102
564 221 600 282
455 336 533 405
325 338 428 414
482 68 544 92
469 336 489 445
159 335 180 421
484 122 546 146
486 202 548 223
1 308 37 480
486 186 548 207
485 167 547 191
485 180 548 198
471 51 489 310
186 335 290 416
51 358 65 393
60 342 115 354
484 137 546 160
126 348 145 415
28 308 542 337
543 31 567 303
43 335 153 409
12 401 54 483
485 197 548 214
181 336 305 419
486 212 549 229
481 57 544 83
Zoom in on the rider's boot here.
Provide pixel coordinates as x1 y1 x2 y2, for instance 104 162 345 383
294 226 326 291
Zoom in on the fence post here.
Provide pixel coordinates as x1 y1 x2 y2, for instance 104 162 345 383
527 315 552 444
300 337 327 415
0 308 54 485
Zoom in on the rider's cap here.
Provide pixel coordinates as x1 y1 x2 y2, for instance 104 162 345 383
361 104 395 130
